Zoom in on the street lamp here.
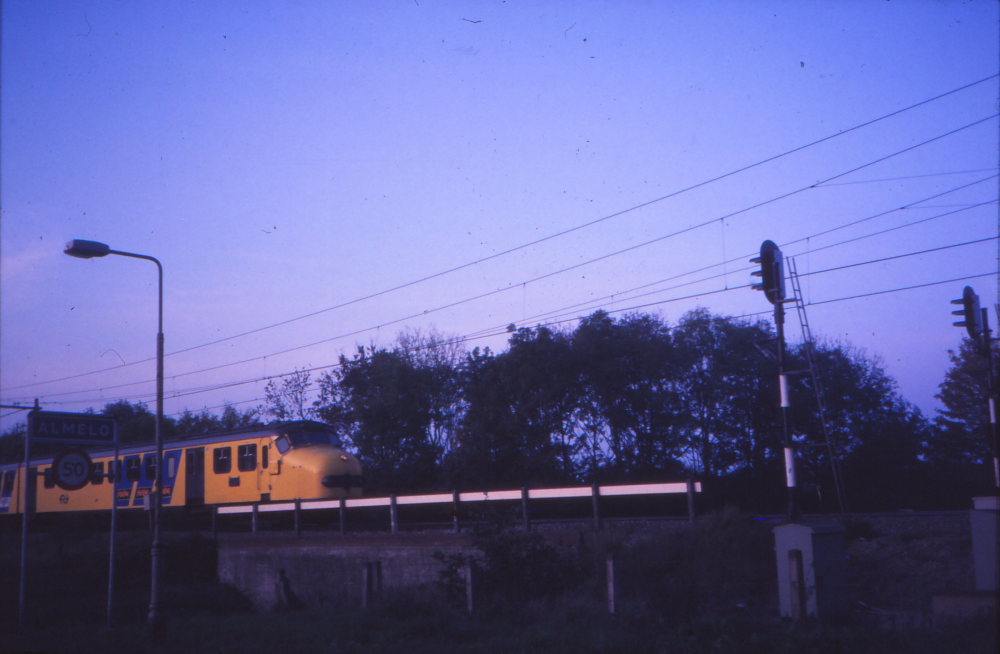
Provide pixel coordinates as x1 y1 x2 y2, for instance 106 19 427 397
64 238 166 634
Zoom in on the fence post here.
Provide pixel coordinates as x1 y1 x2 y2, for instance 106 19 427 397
211 505 218 539
453 490 461 534
390 494 398 535
294 499 301 538
606 552 620 614
521 487 531 531
465 559 476 613
339 497 346 535
252 503 258 537
591 483 602 531
686 478 696 523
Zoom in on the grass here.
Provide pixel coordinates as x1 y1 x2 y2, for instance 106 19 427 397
0 510 994 653
2 600 995 654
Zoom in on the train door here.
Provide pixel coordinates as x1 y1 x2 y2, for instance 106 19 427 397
256 438 272 497
161 449 182 505
185 448 205 504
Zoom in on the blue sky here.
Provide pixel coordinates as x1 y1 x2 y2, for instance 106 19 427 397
1 1 997 433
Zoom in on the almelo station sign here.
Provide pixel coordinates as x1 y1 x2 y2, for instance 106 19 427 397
28 410 116 446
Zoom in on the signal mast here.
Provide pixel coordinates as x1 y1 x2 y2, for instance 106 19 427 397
951 285 1000 490
751 240 799 520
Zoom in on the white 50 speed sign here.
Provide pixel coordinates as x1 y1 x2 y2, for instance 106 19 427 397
52 449 94 491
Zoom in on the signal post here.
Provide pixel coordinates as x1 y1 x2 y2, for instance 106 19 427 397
751 239 799 521
950 285 999 597
951 285 1000 491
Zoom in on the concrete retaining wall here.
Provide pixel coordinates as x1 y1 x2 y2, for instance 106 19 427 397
218 533 474 611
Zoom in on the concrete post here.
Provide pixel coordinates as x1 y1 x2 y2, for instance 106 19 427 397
339 497 346 536
294 500 301 538
211 505 218 540
606 552 619 614
971 496 998 591
465 559 475 613
252 503 258 537
453 490 460 534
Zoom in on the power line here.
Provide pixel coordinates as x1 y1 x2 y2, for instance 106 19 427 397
801 237 998 277
807 272 998 306
138 112 992 380
25 266 998 416
30 234 997 411
501 194 998 330
9 76 996 394
7 172 997 405
815 168 998 187
22 262 992 418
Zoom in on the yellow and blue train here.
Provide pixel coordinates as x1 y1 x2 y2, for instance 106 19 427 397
0 420 363 515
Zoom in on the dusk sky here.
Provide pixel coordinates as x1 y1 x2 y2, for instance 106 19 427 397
1 1 997 434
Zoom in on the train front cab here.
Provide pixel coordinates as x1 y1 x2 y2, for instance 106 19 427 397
201 426 363 504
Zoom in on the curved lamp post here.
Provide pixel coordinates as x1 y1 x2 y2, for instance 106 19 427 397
64 239 166 634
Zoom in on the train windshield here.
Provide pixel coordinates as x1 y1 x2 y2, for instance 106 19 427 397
274 431 342 454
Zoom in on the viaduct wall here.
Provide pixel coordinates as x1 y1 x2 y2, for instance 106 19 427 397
217 533 474 611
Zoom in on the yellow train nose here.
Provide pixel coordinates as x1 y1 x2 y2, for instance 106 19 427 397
320 473 364 490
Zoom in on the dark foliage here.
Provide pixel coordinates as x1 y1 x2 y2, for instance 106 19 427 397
7 307 990 511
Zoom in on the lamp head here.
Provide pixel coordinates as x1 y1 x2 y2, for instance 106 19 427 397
64 239 111 259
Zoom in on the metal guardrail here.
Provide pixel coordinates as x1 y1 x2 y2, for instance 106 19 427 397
218 482 699 514
216 481 701 535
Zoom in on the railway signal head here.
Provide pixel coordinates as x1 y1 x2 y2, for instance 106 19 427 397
952 285 983 341
750 240 786 305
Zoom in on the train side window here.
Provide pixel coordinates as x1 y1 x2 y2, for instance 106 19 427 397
262 445 269 469
43 468 55 489
213 447 232 474
92 462 104 485
144 455 157 480
274 436 290 454
108 460 118 483
2 471 13 493
167 456 176 479
237 444 257 472
126 458 141 483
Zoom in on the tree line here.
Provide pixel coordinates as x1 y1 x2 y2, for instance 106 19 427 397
2 308 994 512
